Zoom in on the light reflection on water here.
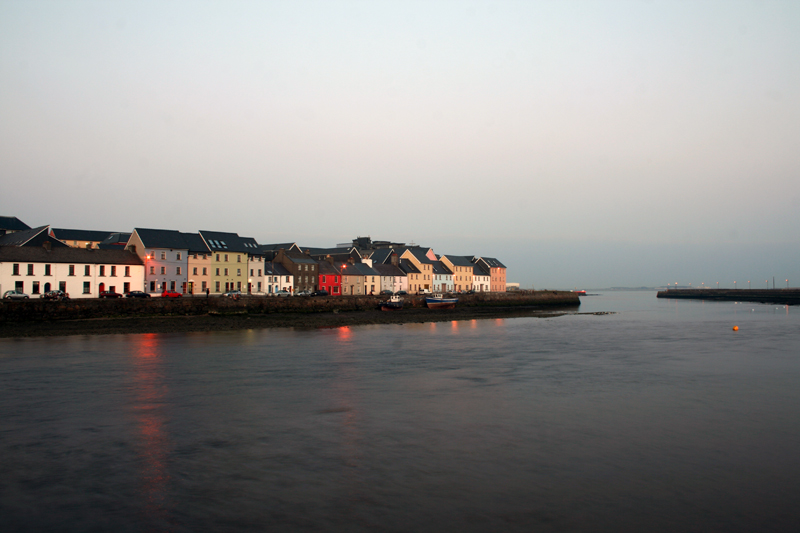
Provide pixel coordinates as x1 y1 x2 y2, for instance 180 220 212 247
1 292 799 532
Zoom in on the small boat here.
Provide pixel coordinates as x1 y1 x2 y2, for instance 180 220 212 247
380 295 404 311
425 294 458 309
572 289 586 295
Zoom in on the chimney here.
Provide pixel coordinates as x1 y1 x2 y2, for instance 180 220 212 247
390 253 398 266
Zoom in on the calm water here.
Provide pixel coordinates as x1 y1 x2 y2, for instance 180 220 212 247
1 291 799 532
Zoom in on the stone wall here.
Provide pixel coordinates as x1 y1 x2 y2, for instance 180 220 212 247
0 290 579 323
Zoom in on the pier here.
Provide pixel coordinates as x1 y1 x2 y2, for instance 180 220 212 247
656 288 800 305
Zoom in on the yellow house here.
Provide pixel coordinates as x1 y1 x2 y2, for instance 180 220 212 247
200 230 252 293
400 248 436 293
440 255 474 292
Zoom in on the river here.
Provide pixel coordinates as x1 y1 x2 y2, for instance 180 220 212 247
1 291 798 532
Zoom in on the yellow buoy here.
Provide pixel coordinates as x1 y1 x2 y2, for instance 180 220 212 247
733 326 739 331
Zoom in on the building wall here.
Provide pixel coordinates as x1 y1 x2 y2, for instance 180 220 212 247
246 256 266 294
187 253 212 295
1 260 144 298
129 231 188 294
209 251 248 293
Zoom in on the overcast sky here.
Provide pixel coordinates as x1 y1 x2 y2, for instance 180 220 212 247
2 1 798 288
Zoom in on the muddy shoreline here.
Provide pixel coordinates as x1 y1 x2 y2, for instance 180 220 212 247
0 305 585 338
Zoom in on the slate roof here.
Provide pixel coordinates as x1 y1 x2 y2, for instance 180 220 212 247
134 228 192 250
98 232 132 249
264 262 292 276
198 230 255 254
0 226 68 248
373 264 406 278
432 261 453 276
476 256 507 269
473 263 490 276
181 233 212 254
259 242 299 252
398 258 420 275
368 248 397 265
348 263 381 277
279 250 318 265
318 261 341 276
51 228 117 243
0 245 143 265
0 216 31 232
443 255 475 267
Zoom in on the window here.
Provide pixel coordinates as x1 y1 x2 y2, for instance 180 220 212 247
216 268 220 275
202 281 207 291
250 269 253 276
45 264 51 276
237 255 241 262
322 275 326 283
311 265 315 271
258 269 261 277
32 281 40 294
224 268 229 276
304 265 308 271
216 254 220 261
12 264 19 276
193 267 198 275
202 254 207 260
170 281 176 291
160 266 166 275
125 266 130 277
69 265 75 276
203 267 207 275
83 282 91 294
110 266 116 277
177 267 182 275
27 264 34 275
215 281 220 292
59 281 66 292
99 266 105 277
150 266 155 275
237 269 241 276
161 251 166 260
85 265 91 276
193 253 197 259
177 252 181 260
225 254 229 262
257 282 262 292
123 282 130 293
150 281 156 291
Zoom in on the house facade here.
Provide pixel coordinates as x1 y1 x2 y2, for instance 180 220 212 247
128 228 189 294
441 255 474 292
199 231 253 294
318 261 342 295
473 257 507 292
275 249 318 293
472 263 491 292
0 245 144 298
432 261 454 293
263 262 293 294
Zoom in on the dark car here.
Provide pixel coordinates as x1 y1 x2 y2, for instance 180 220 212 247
379 290 393 295
99 291 122 299
161 290 182 298
125 291 151 298
43 290 69 300
311 289 329 297
395 290 408 296
3 290 30 300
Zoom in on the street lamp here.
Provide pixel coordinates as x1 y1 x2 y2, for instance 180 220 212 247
748 280 750 290
717 282 719 289
734 281 737 290
787 279 790 289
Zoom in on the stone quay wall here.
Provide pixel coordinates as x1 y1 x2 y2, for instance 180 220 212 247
0 290 579 323
656 288 800 305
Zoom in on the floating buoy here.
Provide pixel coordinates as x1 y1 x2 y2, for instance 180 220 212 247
733 326 739 331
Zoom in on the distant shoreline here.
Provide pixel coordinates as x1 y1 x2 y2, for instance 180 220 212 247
657 288 800 305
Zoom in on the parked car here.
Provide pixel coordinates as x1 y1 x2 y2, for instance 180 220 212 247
311 289 329 297
466 289 476 294
161 290 182 298
3 290 29 300
99 291 122 299
222 290 243 299
274 290 291 297
125 290 151 298
295 290 312 296
379 290 393 295
395 290 408 295
42 290 69 300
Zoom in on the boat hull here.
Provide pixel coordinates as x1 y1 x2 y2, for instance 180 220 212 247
380 302 403 311
425 297 458 309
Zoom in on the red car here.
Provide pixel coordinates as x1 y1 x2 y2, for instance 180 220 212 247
161 290 182 298
99 291 122 299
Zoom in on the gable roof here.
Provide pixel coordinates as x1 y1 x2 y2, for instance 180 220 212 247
181 233 212 254
0 216 31 233
373 264 406 277
264 262 292 276
475 256 507 269
473 262 490 276
0 226 68 248
398 258 420 275
134 228 192 250
318 261 341 276
442 254 474 267
432 261 453 275
198 230 254 254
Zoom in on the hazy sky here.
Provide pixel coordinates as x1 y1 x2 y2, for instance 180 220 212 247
2 1 799 288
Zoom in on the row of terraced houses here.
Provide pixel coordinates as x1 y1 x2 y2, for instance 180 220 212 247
0 216 507 298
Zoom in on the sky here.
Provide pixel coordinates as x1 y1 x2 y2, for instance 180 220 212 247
1 0 799 289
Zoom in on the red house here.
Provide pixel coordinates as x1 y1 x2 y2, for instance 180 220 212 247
318 261 342 295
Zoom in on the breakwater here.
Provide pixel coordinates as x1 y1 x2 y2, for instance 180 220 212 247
656 288 800 305
0 290 579 324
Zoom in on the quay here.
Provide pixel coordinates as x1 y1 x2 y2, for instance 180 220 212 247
0 290 579 337
656 288 800 305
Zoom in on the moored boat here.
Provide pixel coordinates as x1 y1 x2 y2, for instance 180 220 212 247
425 294 458 309
380 295 404 311
572 289 586 295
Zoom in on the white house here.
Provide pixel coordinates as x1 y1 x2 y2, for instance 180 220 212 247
264 262 293 294
432 261 454 293
0 245 144 298
472 263 491 292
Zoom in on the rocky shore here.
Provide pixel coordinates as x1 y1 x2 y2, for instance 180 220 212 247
0 290 581 338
